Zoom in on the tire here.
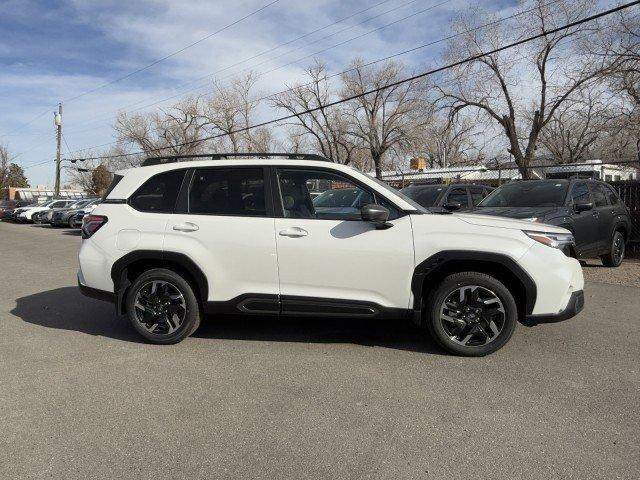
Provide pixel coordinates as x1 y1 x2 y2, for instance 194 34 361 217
600 230 625 267
125 268 201 344
424 272 518 357
68 216 75 228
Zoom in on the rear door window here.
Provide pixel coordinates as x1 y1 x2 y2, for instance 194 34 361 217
469 186 487 206
569 182 591 205
589 183 609 207
130 169 186 213
188 168 266 217
604 185 620 205
447 187 470 209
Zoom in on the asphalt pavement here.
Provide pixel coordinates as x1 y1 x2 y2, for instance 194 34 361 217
1 221 638 480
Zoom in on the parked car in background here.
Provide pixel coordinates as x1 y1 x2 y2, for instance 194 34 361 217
474 179 632 267
0 200 32 220
35 199 92 224
71 201 101 228
50 199 99 227
16 199 75 223
400 183 493 211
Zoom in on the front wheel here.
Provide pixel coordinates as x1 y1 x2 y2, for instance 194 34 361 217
600 231 625 267
125 268 201 344
425 272 518 356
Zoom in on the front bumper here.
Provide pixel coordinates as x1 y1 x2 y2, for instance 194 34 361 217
523 290 584 326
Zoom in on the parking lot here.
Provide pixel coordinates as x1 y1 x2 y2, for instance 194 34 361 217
1 220 639 480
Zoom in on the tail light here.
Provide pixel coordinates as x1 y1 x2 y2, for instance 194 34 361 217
82 215 108 239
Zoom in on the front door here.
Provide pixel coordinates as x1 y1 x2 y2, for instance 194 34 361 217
273 167 415 315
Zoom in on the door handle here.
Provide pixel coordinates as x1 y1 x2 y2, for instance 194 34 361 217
172 222 199 232
279 227 308 238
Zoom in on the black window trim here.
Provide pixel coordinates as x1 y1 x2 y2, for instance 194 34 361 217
270 165 407 221
180 165 274 218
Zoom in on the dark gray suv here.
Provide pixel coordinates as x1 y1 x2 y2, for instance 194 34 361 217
474 179 632 266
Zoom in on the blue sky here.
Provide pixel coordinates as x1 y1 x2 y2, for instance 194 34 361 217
0 0 521 186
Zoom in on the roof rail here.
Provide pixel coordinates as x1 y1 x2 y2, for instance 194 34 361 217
141 152 333 167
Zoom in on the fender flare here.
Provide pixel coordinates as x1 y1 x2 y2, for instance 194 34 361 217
411 250 537 316
111 250 209 313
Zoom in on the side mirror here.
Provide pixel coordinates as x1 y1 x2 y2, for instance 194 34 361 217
361 204 391 229
443 201 462 211
574 202 593 213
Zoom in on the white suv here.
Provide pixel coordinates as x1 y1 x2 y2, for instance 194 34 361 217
78 153 584 356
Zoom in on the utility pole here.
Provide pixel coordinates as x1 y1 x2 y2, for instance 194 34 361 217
54 103 62 197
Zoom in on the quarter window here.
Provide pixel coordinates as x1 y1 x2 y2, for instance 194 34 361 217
188 168 266 216
130 170 186 213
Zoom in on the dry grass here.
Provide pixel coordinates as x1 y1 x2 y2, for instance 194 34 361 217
582 256 640 287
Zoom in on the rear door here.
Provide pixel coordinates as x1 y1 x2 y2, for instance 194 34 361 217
567 181 597 254
163 166 279 306
588 182 615 252
272 167 414 313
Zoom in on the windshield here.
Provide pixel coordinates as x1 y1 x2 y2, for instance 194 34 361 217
360 173 428 212
479 181 569 207
401 185 445 207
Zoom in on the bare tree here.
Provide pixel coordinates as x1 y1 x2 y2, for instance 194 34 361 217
590 12 640 161
204 72 272 153
115 96 208 156
341 60 427 178
410 112 479 168
538 86 609 162
438 0 618 177
272 61 358 164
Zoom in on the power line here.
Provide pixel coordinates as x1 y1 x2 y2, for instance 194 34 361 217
59 0 567 157
58 0 432 139
0 109 52 139
63 0 640 164
62 0 282 103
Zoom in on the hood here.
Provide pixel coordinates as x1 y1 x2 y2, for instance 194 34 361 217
471 206 560 219
454 212 570 234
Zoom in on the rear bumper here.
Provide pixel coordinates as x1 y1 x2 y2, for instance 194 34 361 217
78 274 115 304
523 290 584 326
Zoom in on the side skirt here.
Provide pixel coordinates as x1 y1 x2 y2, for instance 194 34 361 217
204 294 410 320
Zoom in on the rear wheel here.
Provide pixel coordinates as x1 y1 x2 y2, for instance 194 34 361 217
601 231 625 267
425 272 518 356
126 268 201 344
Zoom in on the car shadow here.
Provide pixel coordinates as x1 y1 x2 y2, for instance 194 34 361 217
12 287 445 354
194 314 445 355
61 229 81 236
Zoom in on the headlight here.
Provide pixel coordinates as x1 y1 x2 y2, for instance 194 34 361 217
524 230 575 249
523 217 543 223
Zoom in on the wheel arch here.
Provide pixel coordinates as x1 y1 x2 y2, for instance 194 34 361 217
411 251 537 323
111 250 209 315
